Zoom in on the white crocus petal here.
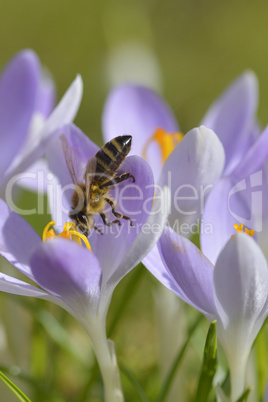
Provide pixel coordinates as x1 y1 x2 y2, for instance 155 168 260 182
8 75 83 177
159 126 225 232
99 186 170 317
213 233 268 401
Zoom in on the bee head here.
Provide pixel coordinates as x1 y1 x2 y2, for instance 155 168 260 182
69 210 89 237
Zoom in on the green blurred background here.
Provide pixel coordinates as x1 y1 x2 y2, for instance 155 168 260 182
1 0 268 141
0 0 268 400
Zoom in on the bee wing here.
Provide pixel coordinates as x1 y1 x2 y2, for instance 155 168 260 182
61 134 85 184
84 156 97 202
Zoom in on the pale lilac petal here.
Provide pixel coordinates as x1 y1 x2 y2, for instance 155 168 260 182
30 238 102 317
105 186 170 289
0 272 49 298
0 199 41 280
89 155 154 281
201 125 268 265
158 227 216 318
36 71 56 118
102 85 179 177
0 271 79 315
143 243 189 296
10 75 83 177
232 125 268 181
15 159 49 194
159 126 225 234
0 50 40 176
201 71 258 174
200 177 251 265
47 124 99 231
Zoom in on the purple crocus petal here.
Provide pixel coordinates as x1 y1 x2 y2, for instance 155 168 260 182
200 177 251 265
201 71 258 174
47 124 99 231
102 84 179 177
30 238 102 319
201 126 268 266
231 125 268 181
35 71 56 118
159 126 225 233
258 164 268 260
89 155 154 282
213 233 268 399
0 272 50 298
0 199 41 280
104 186 170 294
9 75 83 177
0 50 40 176
143 242 188 296
158 227 216 318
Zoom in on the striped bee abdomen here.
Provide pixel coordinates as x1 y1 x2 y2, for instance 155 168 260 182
95 135 132 178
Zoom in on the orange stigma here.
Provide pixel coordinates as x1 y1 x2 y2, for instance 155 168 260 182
42 221 91 251
233 223 255 237
142 128 183 164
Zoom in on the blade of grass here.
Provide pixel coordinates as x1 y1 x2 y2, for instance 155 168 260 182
194 321 217 402
0 370 32 402
236 387 251 402
255 318 268 400
120 365 150 402
0 365 64 402
157 313 204 402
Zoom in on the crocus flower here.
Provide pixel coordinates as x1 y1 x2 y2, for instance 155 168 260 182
201 124 268 264
102 73 267 259
0 49 82 198
146 226 268 401
102 83 226 232
0 123 169 400
199 72 268 264
102 72 257 180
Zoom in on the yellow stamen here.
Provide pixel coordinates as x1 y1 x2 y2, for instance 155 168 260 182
245 227 255 237
42 221 91 251
142 128 184 165
233 223 255 237
233 223 243 232
42 221 56 241
69 230 92 251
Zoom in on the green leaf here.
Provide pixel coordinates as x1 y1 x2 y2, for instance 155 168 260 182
0 370 32 402
157 313 204 402
194 320 217 402
236 387 251 402
255 318 268 400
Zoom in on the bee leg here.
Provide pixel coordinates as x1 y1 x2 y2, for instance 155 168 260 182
104 197 134 227
94 225 104 235
99 211 121 227
100 172 135 189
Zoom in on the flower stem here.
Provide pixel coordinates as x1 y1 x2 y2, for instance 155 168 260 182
229 354 248 401
85 319 124 402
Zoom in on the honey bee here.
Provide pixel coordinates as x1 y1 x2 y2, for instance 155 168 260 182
62 134 135 236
